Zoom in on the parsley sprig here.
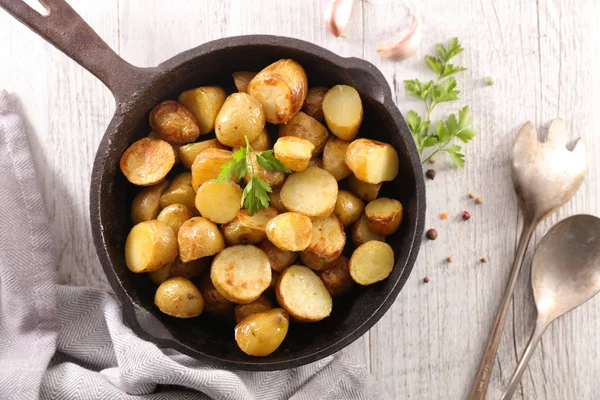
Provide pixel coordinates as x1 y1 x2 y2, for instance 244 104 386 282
404 38 477 167
217 136 290 215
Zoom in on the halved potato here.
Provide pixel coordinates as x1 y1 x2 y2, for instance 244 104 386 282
280 167 338 219
148 256 209 285
234 308 289 356
155 277 204 318
177 86 227 135
178 217 224 262
278 111 329 155
299 214 345 269
276 265 332 322
345 139 399 184
211 245 272 304
365 198 403 235
307 157 323 168
322 85 363 140
243 152 285 188
247 59 308 124
131 180 170 224
125 220 178 273
234 295 273 324
322 136 352 181
257 240 298 272
195 179 242 224
266 212 313 251
191 148 235 191
318 256 354 297
268 186 287 213
157 203 193 235
233 128 271 152
349 241 394 285
149 100 200 144
200 275 234 315
159 172 196 210
348 175 381 202
120 138 175 186
334 190 365 227
179 139 228 169
148 131 180 165
302 86 328 122
351 214 386 247
215 93 266 147
221 207 279 245
232 71 257 93
273 136 315 172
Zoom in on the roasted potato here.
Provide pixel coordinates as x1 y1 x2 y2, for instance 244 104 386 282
273 136 314 172
322 136 352 181
195 179 242 224
120 138 175 186
178 217 225 262
299 214 345 269
233 128 271 152
318 256 354 297
155 277 204 318
149 100 200 144
257 240 298 273
334 190 365 227
345 139 399 184
247 59 308 124
349 241 394 285
215 93 266 147
191 148 235 191
130 180 170 224
211 245 272 304
276 265 332 322
234 295 273 324
280 166 338 219
177 86 226 135
351 214 386 247
159 172 196 210
266 212 313 252
125 220 178 273
302 86 328 122
148 256 208 285
157 203 193 235
232 71 257 93
234 308 289 356
148 131 181 165
221 207 279 245
278 111 329 155
365 198 403 235
307 157 323 168
348 175 381 202
243 153 285 188
179 139 228 169
322 85 363 141
268 186 287 213
200 275 234 315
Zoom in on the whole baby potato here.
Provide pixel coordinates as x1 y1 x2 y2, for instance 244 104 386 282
178 86 226 135
215 93 266 147
125 220 178 273
234 295 273 324
130 180 170 224
159 172 196 210
155 277 204 318
149 100 200 144
178 217 225 262
157 203 193 236
234 308 289 356
302 87 328 122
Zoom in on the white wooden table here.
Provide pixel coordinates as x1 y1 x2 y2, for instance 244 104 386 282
2 1 599 398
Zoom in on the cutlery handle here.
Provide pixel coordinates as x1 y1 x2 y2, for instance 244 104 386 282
467 220 537 400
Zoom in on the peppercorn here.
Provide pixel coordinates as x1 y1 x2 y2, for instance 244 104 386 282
476 197 483 204
462 211 471 220
468 192 476 199
481 257 488 263
440 212 448 220
426 229 438 240
423 277 430 283
447 256 453 263
426 169 436 180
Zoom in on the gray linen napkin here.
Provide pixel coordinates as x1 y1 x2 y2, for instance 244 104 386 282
0 90 388 400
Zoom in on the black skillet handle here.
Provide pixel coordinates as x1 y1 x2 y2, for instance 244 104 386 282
0 0 155 104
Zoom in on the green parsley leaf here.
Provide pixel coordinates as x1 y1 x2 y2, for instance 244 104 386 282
438 37 464 62
458 106 472 129
441 63 467 78
425 56 443 75
431 78 459 103
404 79 434 100
256 150 291 173
457 128 478 143
242 176 273 215
435 120 451 142
446 144 465 168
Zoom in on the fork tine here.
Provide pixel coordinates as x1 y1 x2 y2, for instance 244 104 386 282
548 118 568 147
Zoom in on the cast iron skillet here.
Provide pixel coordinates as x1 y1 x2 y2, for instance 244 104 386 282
1 0 426 370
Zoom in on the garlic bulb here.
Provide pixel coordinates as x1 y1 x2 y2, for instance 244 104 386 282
376 13 422 60
324 0 355 38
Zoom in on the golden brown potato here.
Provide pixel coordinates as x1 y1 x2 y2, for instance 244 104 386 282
348 175 381 202
302 86 328 122
276 265 332 322
211 245 272 304
334 190 365 227
179 139 228 169
125 220 178 273
278 111 329 155
195 179 242 224
307 157 323 168
351 214 386 247
243 152 285 188
345 139 399 184
322 136 352 181
148 131 180 165
120 138 175 186
349 241 394 285
130 180 170 225
318 256 354 297
157 203 193 235
191 148 235 191
247 59 308 124
215 93 266 147
299 214 345 269
322 85 363 141
273 136 315 172
178 217 224 262
257 240 298 273
268 186 287 213
280 167 338 219
155 277 204 318
200 275 234 315
159 172 196 210
266 212 313 252
232 71 257 93
148 256 209 285
177 86 227 135
234 295 273 324
234 308 289 356
221 207 279 245
365 197 403 235
149 100 200 144
233 128 271 152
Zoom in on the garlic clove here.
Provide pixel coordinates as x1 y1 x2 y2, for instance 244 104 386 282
376 13 422 60
324 0 355 38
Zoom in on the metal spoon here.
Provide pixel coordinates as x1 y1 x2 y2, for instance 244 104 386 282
468 119 587 399
501 214 600 400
